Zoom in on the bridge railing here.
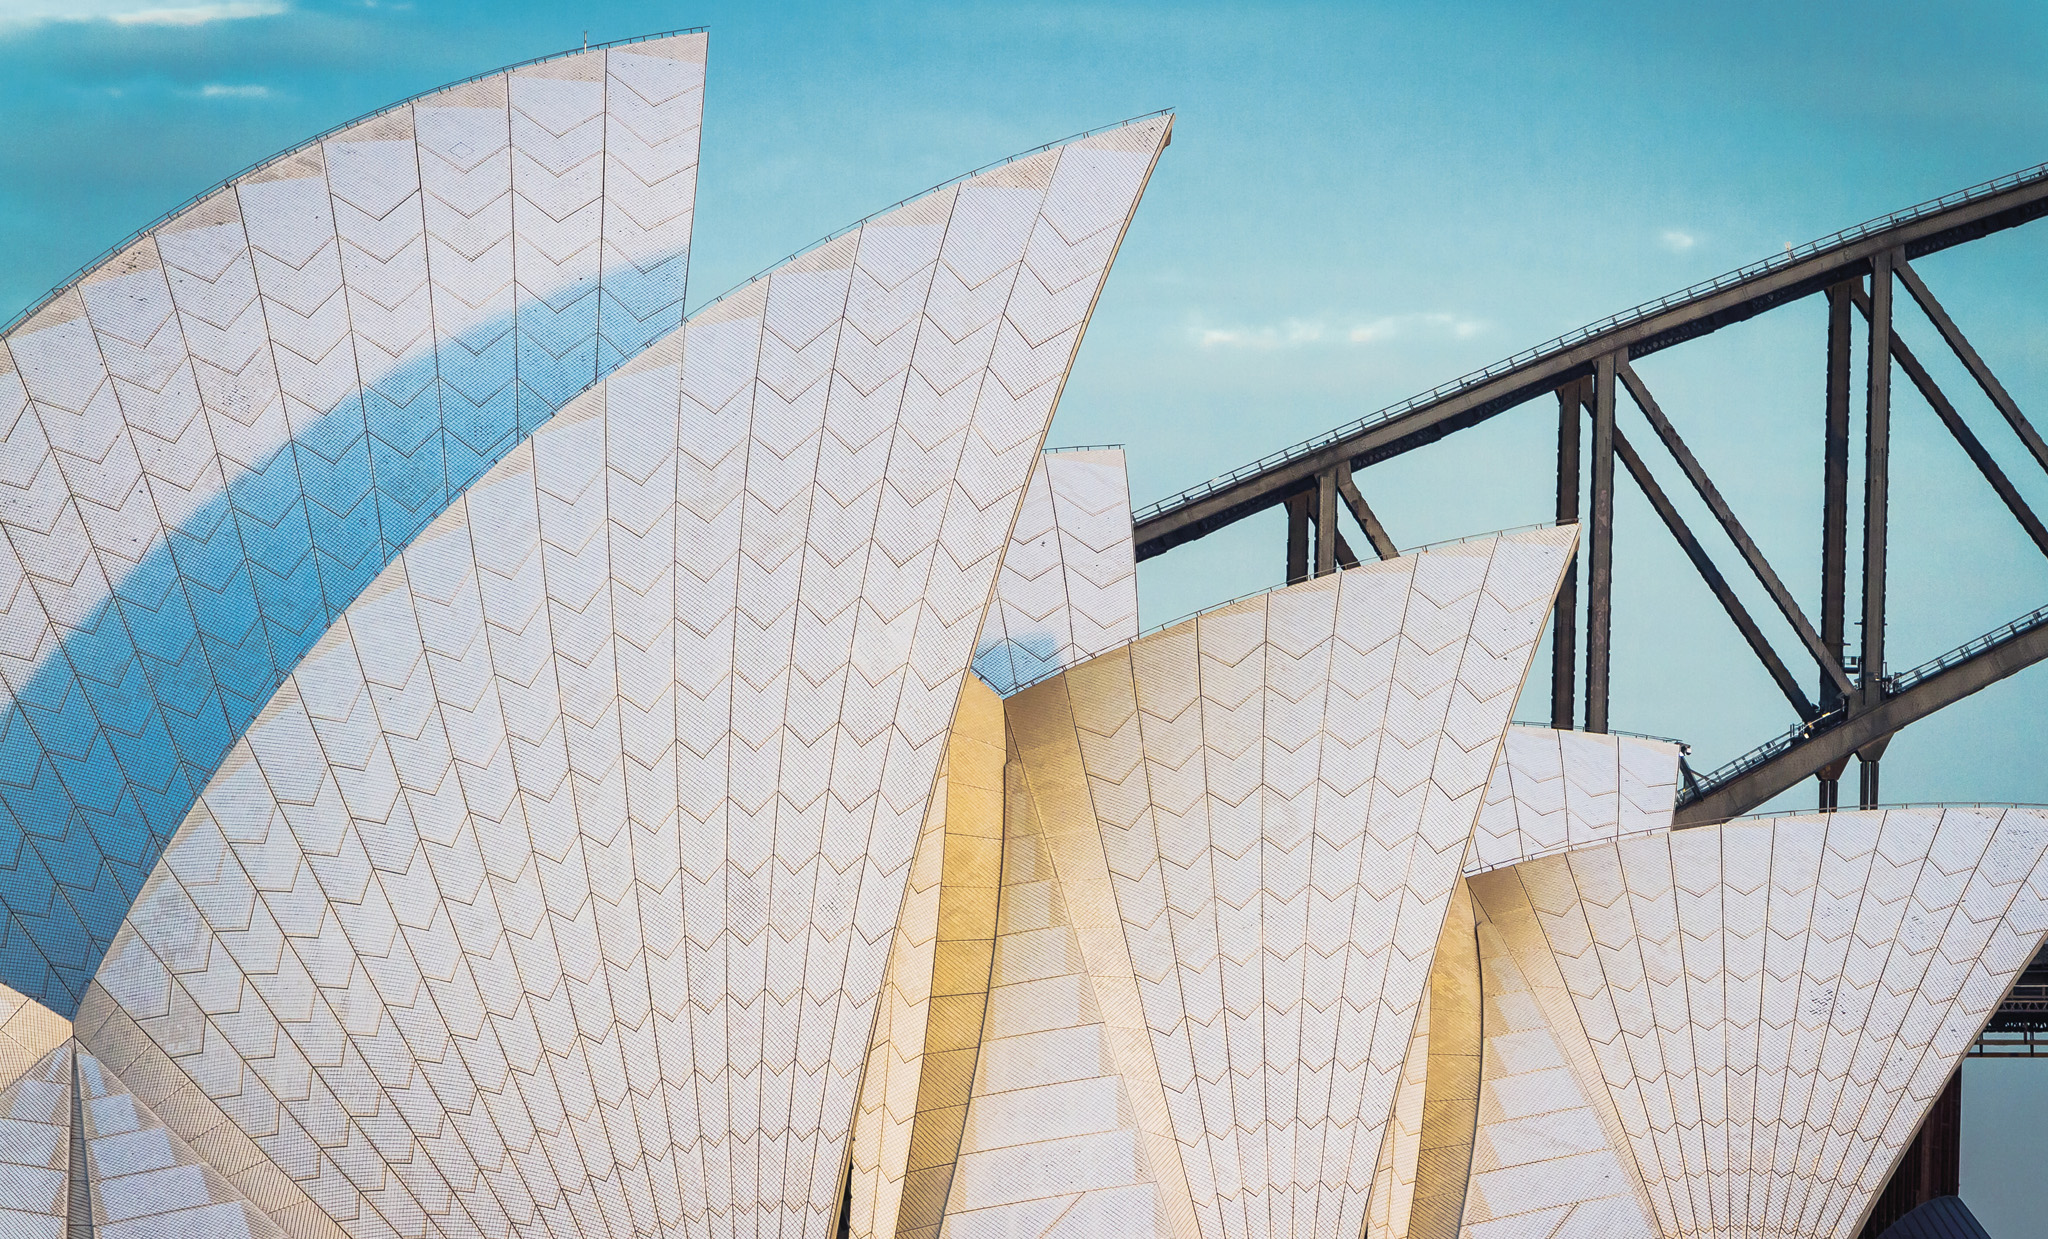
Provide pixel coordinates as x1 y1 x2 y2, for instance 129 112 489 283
1675 601 2048 807
1890 602 2048 697
1135 158 2048 525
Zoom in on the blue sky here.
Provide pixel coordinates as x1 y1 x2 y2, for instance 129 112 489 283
2 0 2045 1225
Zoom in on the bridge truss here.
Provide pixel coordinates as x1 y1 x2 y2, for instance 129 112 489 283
1133 161 2048 1063
1137 159 2048 821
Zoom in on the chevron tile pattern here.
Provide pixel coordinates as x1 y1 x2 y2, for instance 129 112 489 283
1403 879 1482 1239
0 980 71 1090
1365 961 1431 1239
843 704 960 1239
69 116 1170 1239
0 34 703 1013
76 1048 290 1239
0 1041 72 1239
1461 867 1658 1239
1492 809 2048 1239
0 986 80 1239
843 676 1007 1239
1001 527 1577 1239
931 685 1186 1239
973 447 1139 695
1469 727 1681 876
75 981 350 1239
12 28 2048 1239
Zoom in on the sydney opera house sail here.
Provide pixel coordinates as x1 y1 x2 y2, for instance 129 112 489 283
0 33 707 1013
972 446 1140 695
0 28 2040 1239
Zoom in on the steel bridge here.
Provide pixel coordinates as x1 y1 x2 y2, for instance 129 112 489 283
1131 159 2048 1065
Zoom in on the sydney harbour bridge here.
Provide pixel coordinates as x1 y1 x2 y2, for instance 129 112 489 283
1129 162 2048 1231
2 24 2042 1239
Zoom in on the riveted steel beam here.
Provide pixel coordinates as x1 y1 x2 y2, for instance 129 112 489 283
1552 379 1583 731
1617 360 1854 697
1862 250 1895 712
1285 491 1310 584
1134 169 2048 561
1674 607 2048 824
1610 423 1818 721
1820 280 1855 809
1334 467 1399 561
1849 287 2048 559
1587 355 1618 733
1315 469 1339 577
1822 281 1854 708
1895 257 2048 477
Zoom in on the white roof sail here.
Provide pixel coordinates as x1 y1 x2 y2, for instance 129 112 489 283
998 528 1578 1239
1469 807 2048 1239
1469 725 1683 875
0 33 706 1014
79 115 1173 1239
974 446 1140 694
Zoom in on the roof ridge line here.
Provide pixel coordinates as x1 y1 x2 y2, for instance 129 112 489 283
1 26 709 338
684 108 1175 316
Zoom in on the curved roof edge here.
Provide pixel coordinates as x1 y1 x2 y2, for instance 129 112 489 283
1874 1196 1993 1239
986 521 1575 699
1509 719 1691 750
1139 520 1566 631
687 107 1174 316
0 25 708 338
79 115 1176 1233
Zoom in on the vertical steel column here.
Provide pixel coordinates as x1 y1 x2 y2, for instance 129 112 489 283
1336 465 1399 561
1859 252 1895 805
1587 355 1617 734
1286 491 1310 584
1552 381 1581 730
1820 279 1854 808
1316 468 1339 578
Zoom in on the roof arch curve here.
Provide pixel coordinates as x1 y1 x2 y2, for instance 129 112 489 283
0 31 709 1012
71 113 1171 1239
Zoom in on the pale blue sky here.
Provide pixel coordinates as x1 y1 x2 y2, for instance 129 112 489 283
2 0 2044 1228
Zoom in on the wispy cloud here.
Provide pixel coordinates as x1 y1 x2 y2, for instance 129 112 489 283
1348 312 1485 343
1661 229 1697 252
199 82 269 98
0 1 287 30
1194 311 1485 350
1196 319 1330 349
